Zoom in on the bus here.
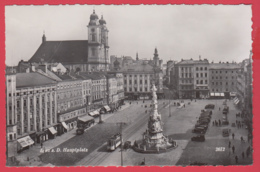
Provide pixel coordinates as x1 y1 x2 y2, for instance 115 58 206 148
107 133 122 151
76 115 95 135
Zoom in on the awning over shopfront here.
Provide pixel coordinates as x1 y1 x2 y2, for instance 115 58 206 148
89 112 95 117
17 136 34 148
210 93 215 97
104 105 111 112
48 127 57 135
235 100 240 105
93 110 99 115
234 98 240 105
61 122 69 130
233 97 239 102
220 93 225 97
215 93 220 96
78 115 94 122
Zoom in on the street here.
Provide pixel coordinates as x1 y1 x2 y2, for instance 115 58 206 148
17 99 252 166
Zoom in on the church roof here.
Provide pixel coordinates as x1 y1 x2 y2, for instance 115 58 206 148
29 40 88 64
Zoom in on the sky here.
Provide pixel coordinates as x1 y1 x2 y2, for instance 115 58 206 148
5 5 252 66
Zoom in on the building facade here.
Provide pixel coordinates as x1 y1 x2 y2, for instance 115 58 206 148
15 73 57 145
209 62 240 97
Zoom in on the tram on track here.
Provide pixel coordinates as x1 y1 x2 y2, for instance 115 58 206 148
107 133 122 151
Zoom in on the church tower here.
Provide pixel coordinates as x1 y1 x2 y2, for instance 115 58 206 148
153 48 159 67
87 10 109 72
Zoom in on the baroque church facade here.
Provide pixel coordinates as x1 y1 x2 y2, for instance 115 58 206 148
28 10 109 72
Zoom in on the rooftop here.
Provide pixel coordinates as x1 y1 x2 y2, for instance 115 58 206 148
16 72 57 88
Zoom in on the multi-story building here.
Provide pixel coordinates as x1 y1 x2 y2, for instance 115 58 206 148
15 72 57 149
6 74 17 160
108 71 125 106
55 74 85 134
106 75 118 108
122 61 163 100
209 62 240 97
176 59 195 99
193 59 210 98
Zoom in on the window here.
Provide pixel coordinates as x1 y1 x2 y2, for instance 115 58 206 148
91 48 96 56
197 80 199 84
205 67 207 70
212 77 214 79
196 73 199 77
212 82 214 85
212 89 215 91
140 80 142 84
200 80 203 84
205 80 208 84
205 73 207 77
226 82 228 85
196 67 199 71
200 67 203 70
200 73 203 77
24 100 27 107
226 71 228 73
232 82 234 85
216 71 218 73
220 82 222 85
216 82 218 85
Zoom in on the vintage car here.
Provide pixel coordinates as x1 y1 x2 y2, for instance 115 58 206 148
192 127 206 134
222 106 229 114
222 119 229 125
191 135 205 142
124 141 131 149
195 124 208 130
198 118 210 123
205 104 215 109
76 128 84 135
199 116 211 120
222 128 230 137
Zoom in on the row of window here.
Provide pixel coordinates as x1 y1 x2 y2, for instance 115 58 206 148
125 80 149 84
195 67 208 71
126 87 149 92
196 73 208 77
212 76 236 80
211 88 229 92
211 82 234 85
15 88 55 96
124 74 152 78
211 70 237 74
196 80 208 84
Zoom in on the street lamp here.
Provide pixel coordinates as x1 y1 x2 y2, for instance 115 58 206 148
169 91 172 117
116 122 127 166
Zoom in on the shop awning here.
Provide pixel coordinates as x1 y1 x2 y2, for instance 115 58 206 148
89 112 95 117
93 110 99 115
48 127 57 135
78 115 94 123
234 99 239 104
61 122 69 130
210 93 215 97
233 97 238 102
220 93 225 97
17 136 34 148
215 93 220 96
17 138 29 148
104 105 111 112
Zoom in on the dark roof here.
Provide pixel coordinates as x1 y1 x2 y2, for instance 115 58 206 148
209 63 240 70
29 40 88 64
16 72 57 88
79 72 106 80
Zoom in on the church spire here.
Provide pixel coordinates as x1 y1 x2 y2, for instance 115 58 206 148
136 52 139 61
42 31 46 43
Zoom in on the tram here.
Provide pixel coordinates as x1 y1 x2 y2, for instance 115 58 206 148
107 133 122 151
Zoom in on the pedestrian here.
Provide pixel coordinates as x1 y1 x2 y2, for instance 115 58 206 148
235 155 238 164
216 121 218 127
232 133 235 139
241 136 244 142
219 119 221 126
228 141 231 148
41 142 43 148
213 121 215 126
219 107 221 111
232 145 235 154
242 152 245 159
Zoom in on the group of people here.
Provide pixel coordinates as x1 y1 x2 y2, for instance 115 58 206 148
236 120 244 129
212 119 222 126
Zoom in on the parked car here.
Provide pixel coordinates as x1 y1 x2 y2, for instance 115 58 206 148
222 128 230 137
195 124 208 130
191 135 205 142
205 104 215 109
192 127 206 134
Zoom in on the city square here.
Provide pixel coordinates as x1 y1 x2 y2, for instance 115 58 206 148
5 5 253 167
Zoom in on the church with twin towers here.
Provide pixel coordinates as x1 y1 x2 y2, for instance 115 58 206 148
28 10 110 72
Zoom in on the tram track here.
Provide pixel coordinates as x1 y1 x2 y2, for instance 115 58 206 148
77 101 170 166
